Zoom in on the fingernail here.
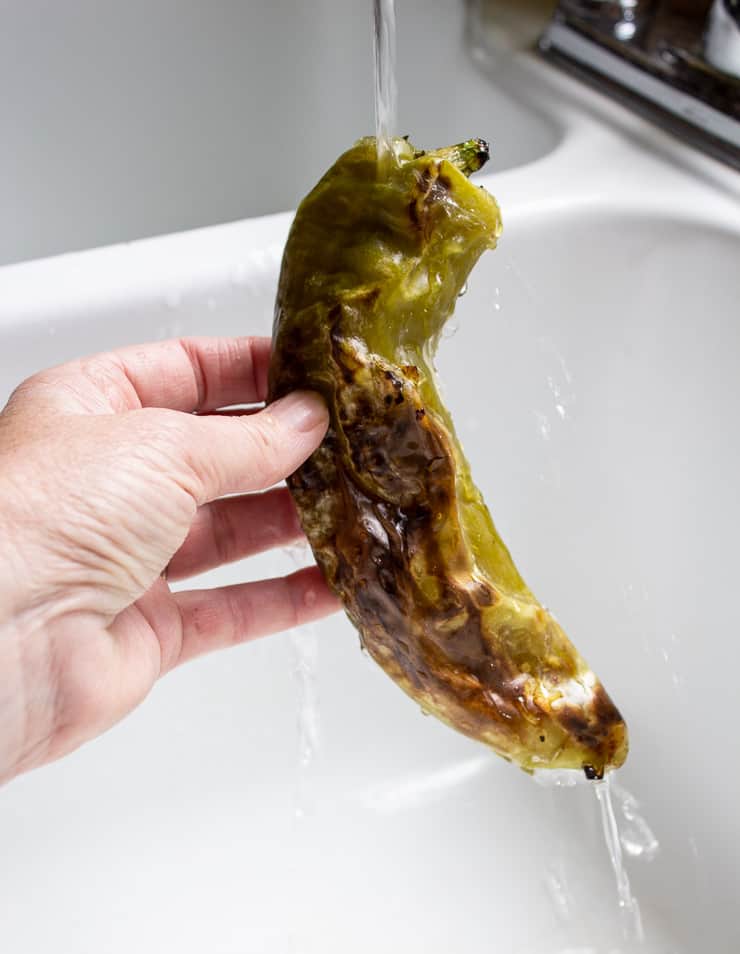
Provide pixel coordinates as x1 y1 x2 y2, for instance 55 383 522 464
269 390 328 433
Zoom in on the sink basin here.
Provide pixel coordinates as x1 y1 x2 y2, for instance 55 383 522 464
1 24 739 953
1 190 738 952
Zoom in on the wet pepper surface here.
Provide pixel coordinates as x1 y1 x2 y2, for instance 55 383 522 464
269 137 627 778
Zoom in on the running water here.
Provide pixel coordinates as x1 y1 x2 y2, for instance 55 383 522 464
284 543 321 818
283 545 321 954
595 777 646 944
373 0 398 163
290 627 320 772
612 781 659 861
535 769 657 942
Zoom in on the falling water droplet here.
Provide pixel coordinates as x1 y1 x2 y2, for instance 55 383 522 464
443 320 459 340
458 281 468 298
535 411 551 441
544 863 573 921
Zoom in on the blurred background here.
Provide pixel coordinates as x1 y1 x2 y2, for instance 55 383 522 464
0 0 558 267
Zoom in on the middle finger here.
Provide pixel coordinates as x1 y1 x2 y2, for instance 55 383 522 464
166 487 305 581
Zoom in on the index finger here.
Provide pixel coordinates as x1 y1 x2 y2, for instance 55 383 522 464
19 336 272 415
105 336 272 412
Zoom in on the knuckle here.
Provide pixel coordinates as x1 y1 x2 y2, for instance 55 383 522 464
6 370 49 407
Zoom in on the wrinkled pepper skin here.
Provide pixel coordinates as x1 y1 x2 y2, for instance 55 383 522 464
268 137 627 778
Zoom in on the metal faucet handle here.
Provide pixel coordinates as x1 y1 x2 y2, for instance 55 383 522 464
705 0 740 79
539 0 740 169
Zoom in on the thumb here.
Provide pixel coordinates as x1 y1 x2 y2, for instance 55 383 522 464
183 390 329 502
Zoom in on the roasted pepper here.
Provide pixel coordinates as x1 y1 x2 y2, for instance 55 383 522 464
269 137 627 778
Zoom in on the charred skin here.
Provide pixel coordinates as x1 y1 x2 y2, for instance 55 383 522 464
269 137 628 777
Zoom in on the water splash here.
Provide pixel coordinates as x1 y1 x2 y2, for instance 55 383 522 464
611 781 660 862
533 768 592 788
373 0 397 163
534 410 551 441
595 777 646 944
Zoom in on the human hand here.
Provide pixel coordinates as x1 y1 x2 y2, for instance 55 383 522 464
0 336 339 785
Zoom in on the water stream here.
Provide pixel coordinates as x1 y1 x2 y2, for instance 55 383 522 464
595 777 646 944
285 543 321 954
372 0 398 162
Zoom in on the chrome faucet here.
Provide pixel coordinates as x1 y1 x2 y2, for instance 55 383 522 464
705 0 740 78
538 0 740 169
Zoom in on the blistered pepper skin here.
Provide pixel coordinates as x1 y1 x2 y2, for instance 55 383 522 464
269 138 627 778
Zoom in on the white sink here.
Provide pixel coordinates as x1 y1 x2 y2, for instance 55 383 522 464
1 21 739 954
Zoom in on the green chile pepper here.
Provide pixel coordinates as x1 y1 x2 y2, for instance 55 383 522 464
269 137 627 778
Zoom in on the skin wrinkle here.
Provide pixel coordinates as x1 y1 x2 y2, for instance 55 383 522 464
209 495 242 570
164 595 188 676
116 581 179 682
236 412 289 491
224 584 251 649
22 418 189 611
132 409 208 506
179 338 209 410
78 359 138 414
251 340 270 403
104 357 146 412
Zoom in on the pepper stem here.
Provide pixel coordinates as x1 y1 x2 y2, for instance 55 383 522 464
431 139 490 176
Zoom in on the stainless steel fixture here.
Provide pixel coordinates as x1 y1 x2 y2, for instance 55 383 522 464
538 0 740 168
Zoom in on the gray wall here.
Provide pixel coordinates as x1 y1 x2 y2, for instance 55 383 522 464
0 0 555 265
